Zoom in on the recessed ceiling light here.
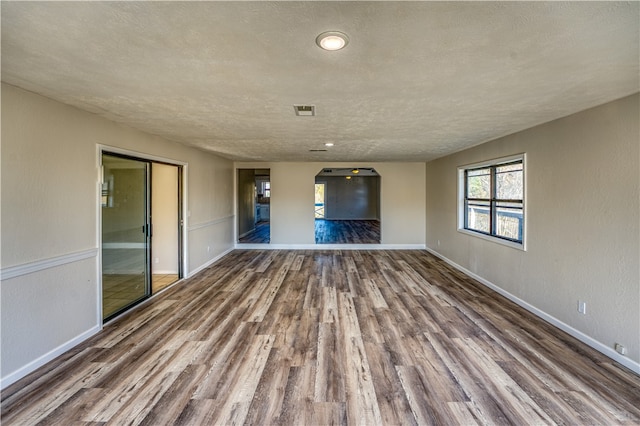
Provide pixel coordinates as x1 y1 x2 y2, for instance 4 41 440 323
325 143 334 147
316 31 349 51
352 169 359 174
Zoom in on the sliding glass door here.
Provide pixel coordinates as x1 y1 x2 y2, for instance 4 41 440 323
101 153 151 321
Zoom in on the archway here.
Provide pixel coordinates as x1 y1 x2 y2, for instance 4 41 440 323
314 168 381 244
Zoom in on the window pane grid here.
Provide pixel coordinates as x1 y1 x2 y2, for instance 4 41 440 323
463 159 523 244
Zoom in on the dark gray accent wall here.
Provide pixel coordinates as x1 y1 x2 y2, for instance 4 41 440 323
317 175 380 220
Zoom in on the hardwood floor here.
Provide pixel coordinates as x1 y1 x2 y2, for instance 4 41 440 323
2 250 639 425
239 220 380 245
315 219 381 244
239 221 270 244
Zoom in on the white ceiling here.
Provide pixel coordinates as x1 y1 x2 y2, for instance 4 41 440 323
2 1 638 162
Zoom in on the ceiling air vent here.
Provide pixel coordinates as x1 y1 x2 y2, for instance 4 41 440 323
294 105 315 116
309 149 327 152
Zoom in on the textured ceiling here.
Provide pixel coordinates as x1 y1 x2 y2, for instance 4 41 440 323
2 2 638 162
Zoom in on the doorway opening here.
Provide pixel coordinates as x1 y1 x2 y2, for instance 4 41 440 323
237 168 271 244
101 151 183 322
314 168 381 244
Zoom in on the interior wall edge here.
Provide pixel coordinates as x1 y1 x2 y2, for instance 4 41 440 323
98 143 189 167
425 246 640 375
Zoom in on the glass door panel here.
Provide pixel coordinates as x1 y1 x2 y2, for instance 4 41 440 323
101 153 150 321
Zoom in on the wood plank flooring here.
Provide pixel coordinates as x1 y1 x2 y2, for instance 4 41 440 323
315 219 381 244
239 222 270 244
2 250 640 425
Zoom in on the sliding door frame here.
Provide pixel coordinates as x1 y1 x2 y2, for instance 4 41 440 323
97 145 188 324
101 152 152 321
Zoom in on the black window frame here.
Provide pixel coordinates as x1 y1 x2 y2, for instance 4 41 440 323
463 158 524 244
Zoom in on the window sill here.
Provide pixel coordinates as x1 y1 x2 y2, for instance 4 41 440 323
457 228 526 251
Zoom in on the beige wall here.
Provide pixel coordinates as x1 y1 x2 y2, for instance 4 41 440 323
0 83 234 386
235 162 426 245
425 94 640 370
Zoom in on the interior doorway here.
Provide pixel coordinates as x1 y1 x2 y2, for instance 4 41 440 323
237 168 270 244
101 151 183 322
314 167 381 244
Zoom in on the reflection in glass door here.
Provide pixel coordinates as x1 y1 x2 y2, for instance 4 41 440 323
101 153 151 321
315 183 325 218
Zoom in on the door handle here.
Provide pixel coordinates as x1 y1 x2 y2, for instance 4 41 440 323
142 224 153 237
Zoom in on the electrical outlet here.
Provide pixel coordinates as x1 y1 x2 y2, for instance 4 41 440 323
615 343 627 355
437 240 441 247
577 300 586 314
207 246 210 252
153 257 159 264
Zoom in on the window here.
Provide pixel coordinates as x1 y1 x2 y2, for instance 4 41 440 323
258 181 270 198
459 155 524 247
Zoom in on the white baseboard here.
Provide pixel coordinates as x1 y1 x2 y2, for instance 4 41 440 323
235 243 426 250
425 247 640 375
187 247 235 278
1 325 102 390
